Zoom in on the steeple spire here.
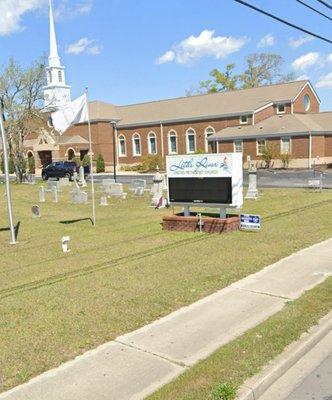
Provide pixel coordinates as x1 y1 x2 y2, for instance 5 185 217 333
48 0 60 67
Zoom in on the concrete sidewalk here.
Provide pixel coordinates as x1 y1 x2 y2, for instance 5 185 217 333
1 239 331 400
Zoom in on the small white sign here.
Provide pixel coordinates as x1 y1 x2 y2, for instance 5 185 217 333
240 214 261 230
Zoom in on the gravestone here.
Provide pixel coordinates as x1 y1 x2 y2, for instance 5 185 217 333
100 195 108 206
131 179 146 191
109 183 127 199
71 188 88 204
245 161 259 200
39 186 46 203
31 205 41 218
79 166 87 187
51 185 59 203
47 179 61 192
150 167 166 208
134 187 144 196
59 177 70 187
101 179 115 195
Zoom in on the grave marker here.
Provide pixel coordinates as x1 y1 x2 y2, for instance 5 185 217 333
39 186 46 203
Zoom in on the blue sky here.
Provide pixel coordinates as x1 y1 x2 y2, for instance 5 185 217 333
1 0 332 110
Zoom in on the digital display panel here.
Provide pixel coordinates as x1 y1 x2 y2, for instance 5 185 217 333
168 177 232 204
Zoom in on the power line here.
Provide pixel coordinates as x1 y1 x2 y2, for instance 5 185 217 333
234 0 332 44
315 0 332 10
296 0 332 21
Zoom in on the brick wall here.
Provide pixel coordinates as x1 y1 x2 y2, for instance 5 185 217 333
293 84 320 113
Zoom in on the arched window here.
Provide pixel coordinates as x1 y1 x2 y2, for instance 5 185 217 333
186 128 196 154
148 132 157 154
67 148 75 160
48 70 52 83
118 135 126 157
168 130 177 154
205 126 215 153
58 71 62 83
132 133 141 156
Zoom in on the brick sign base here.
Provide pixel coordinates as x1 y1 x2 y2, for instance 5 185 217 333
162 214 240 234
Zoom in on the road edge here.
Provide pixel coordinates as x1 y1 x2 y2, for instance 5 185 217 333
237 311 332 400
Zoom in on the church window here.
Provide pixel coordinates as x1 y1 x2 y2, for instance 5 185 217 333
118 135 126 157
148 132 157 154
58 71 62 83
48 71 52 83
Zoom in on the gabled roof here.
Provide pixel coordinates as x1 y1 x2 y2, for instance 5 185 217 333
87 80 312 127
209 112 332 141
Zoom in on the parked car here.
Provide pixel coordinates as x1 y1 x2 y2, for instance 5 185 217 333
41 161 79 181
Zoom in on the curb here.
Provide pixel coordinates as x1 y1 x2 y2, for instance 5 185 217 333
237 311 332 400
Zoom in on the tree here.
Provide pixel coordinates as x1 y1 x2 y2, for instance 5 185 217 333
239 53 294 88
188 53 294 95
96 154 105 173
198 64 238 94
0 58 46 182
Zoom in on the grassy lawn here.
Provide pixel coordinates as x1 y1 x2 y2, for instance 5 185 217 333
0 183 331 392
148 277 332 400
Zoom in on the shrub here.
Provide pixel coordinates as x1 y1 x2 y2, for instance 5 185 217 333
280 152 292 169
141 154 164 171
211 383 237 400
82 154 90 167
96 154 105 173
8 156 15 174
195 148 205 154
27 156 35 174
261 143 275 168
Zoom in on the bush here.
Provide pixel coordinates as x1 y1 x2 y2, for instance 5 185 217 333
140 154 164 171
211 383 237 400
8 156 15 174
261 143 275 168
280 152 292 169
195 148 205 154
96 154 105 173
27 156 35 174
82 154 90 167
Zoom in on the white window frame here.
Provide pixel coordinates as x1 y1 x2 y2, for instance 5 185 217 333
132 133 141 156
280 137 291 154
186 128 196 154
148 131 157 154
239 115 248 125
303 94 311 112
118 134 126 157
256 139 266 156
168 130 178 154
234 140 243 153
277 104 286 114
58 70 62 83
204 126 215 153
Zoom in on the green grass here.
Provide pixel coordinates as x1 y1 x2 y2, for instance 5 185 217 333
147 278 332 400
0 184 331 392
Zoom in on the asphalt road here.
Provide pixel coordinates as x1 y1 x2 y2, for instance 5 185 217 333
93 169 332 189
260 331 332 400
1 169 332 188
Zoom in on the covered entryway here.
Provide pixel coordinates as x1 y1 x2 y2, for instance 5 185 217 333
38 151 52 167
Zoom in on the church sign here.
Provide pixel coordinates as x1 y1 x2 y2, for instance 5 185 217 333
166 153 243 208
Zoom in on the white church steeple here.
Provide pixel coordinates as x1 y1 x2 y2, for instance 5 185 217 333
44 0 71 109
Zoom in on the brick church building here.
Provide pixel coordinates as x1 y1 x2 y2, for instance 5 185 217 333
22 2 332 172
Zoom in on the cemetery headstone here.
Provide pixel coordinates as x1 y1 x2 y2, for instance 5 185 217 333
100 195 108 206
79 166 87 187
47 179 61 192
151 167 166 208
134 187 144 196
71 188 88 204
39 186 46 203
245 161 259 200
61 236 71 253
59 177 70 187
109 183 127 198
31 205 41 218
131 179 147 191
51 185 59 203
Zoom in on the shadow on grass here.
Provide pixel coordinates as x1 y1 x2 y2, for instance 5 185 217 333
0 221 21 240
59 217 93 225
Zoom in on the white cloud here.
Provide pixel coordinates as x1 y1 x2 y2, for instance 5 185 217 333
291 52 320 71
156 30 248 65
289 35 314 48
0 0 45 36
296 74 310 81
66 37 102 55
316 72 332 88
328 54 332 63
54 0 92 20
257 34 275 48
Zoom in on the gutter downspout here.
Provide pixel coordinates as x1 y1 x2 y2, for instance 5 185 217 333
309 132 312 169
160 121 164 159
